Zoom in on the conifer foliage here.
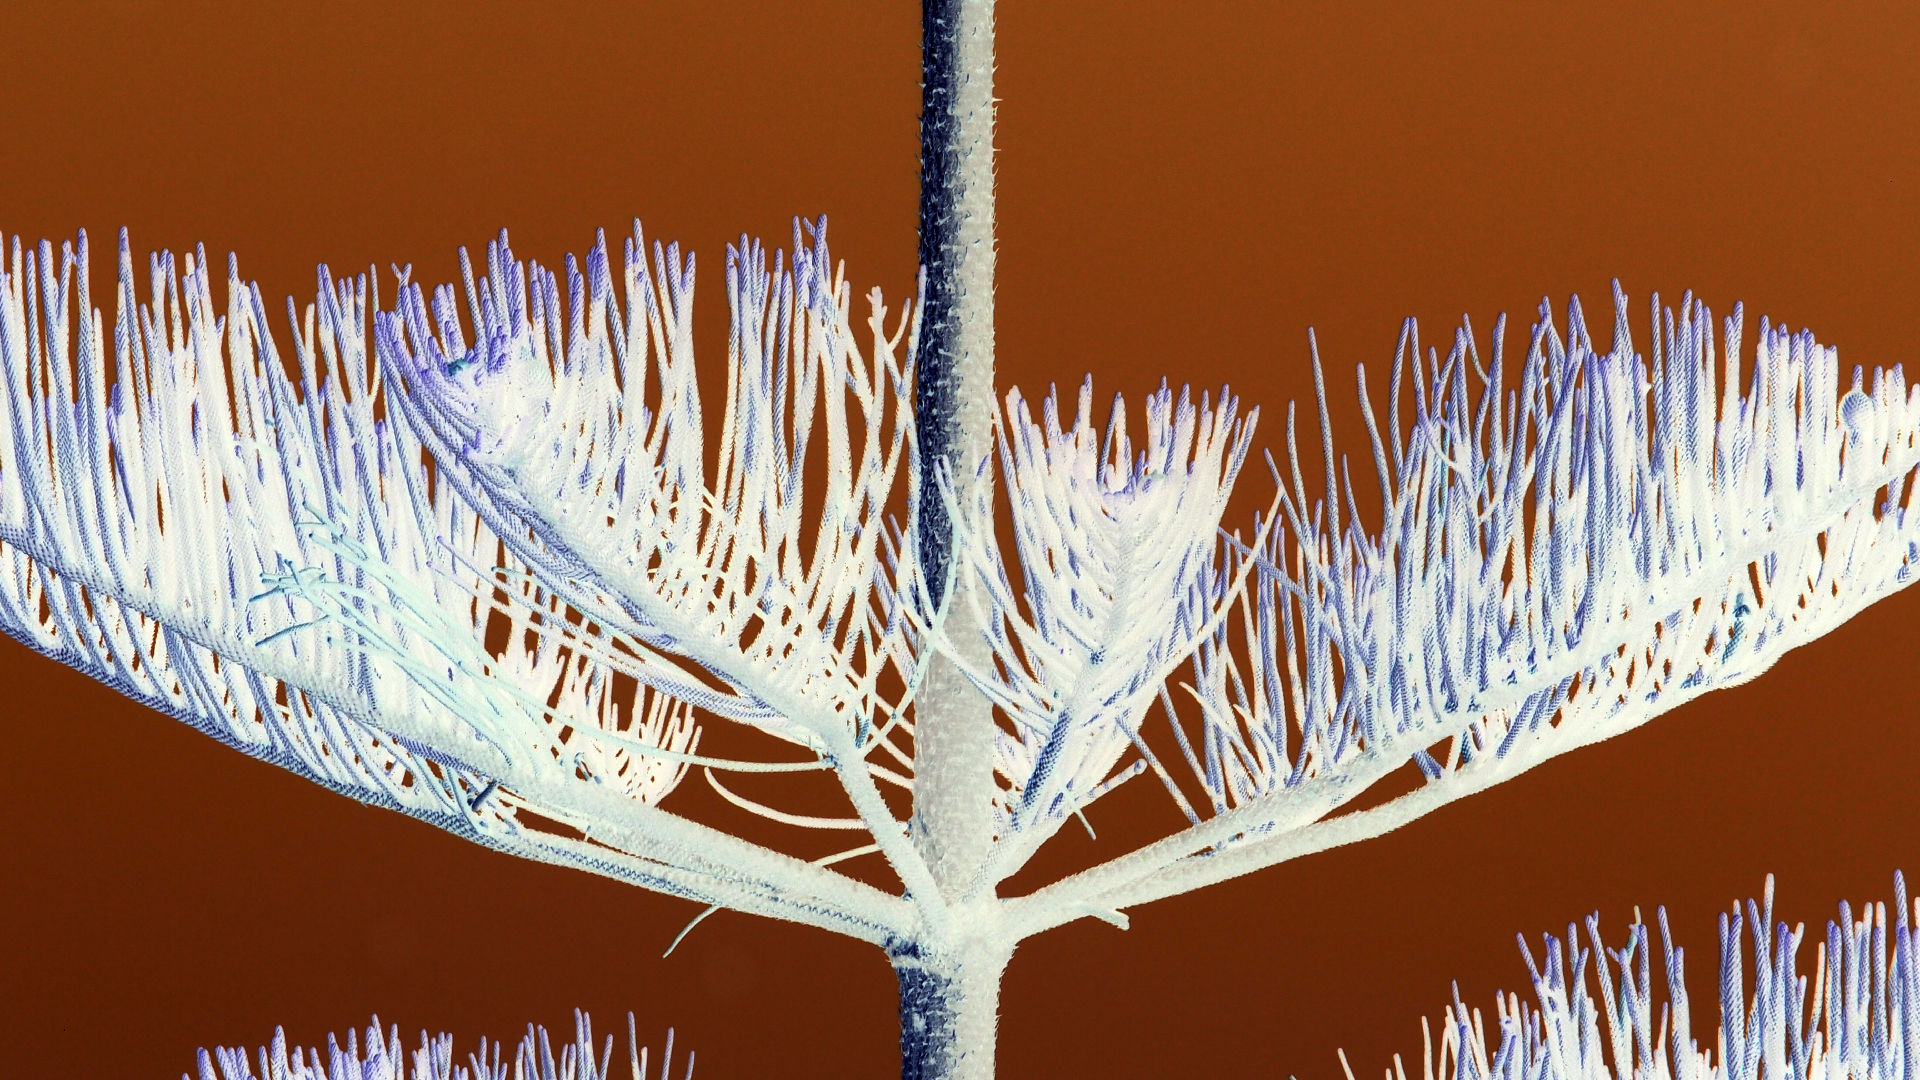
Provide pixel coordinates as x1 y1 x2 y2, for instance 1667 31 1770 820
2 217 1917 1077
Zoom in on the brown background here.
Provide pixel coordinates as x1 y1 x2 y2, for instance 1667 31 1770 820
1 1 1917 1077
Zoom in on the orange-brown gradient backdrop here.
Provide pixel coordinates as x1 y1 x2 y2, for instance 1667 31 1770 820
1 1 1916 1077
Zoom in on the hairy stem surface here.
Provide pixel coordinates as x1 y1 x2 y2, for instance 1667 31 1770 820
912 0 1000 905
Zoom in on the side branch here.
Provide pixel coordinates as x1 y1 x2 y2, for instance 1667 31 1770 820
1005 454 1920 941
0 528 914 943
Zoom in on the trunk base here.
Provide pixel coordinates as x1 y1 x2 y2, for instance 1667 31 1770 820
894 939 1011 1080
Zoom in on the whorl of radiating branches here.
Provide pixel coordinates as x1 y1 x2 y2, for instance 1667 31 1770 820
1369 876 1920 1080
5 216 1917 953
191 1011 690 1080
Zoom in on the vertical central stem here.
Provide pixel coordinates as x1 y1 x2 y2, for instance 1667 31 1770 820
912 0 999 903
910 3 1002 1079
895 937 1013 1080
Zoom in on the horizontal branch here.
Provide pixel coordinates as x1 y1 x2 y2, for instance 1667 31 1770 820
1006 472 1920 939
0 530 913 944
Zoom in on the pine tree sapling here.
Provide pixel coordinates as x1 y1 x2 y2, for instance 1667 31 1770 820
3 6 1917 1080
